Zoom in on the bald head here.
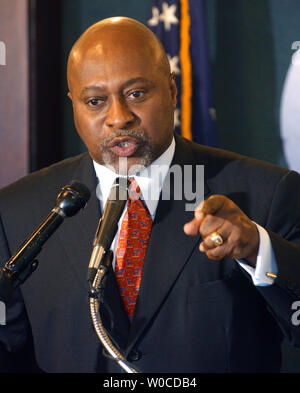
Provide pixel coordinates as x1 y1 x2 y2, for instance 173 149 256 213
67 17 170 91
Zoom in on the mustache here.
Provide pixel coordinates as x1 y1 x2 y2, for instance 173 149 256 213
101 129 149 147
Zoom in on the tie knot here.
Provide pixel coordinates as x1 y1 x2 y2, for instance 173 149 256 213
128 177 141 201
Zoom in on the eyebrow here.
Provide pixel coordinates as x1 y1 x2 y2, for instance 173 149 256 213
122 77 153 89
80 77 153 97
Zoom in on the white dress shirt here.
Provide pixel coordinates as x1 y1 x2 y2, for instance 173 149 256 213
93 137 277 285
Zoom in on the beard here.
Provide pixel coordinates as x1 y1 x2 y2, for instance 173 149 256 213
99 129 153 175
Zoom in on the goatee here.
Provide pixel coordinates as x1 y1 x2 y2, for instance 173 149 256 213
99 129 153 175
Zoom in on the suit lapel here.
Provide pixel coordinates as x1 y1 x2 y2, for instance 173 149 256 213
54 154 131 347
127 135 211 350
54 154 101 289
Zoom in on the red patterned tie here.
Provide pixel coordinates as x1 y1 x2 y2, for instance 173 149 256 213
115 178 152 322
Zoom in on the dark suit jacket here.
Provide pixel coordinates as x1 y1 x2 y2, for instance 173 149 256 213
0 134 300 373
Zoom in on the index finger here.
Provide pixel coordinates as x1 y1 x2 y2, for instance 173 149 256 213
184 201 205 236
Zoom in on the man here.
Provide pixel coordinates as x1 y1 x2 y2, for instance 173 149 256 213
0 17 300 373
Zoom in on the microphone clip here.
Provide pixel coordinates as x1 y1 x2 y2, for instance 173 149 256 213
0 259 39 304
87 250 113 299
11 258 39 288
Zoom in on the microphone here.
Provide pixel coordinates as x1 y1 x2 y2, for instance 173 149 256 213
87 177 130 283
0 180 90 303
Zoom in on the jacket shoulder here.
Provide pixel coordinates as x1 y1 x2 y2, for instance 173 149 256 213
179 135 291 180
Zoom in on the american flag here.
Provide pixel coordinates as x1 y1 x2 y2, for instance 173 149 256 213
148 0 217 146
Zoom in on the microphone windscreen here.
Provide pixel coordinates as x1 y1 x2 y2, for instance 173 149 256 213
64 180 91 203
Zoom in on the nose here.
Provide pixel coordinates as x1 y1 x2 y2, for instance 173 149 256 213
105 97 135 129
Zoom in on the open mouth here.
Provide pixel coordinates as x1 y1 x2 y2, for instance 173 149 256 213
107 136 140 157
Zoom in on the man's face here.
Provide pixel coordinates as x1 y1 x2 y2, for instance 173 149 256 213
68 35 177 174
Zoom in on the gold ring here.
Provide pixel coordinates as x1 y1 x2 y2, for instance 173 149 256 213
210 232 223 247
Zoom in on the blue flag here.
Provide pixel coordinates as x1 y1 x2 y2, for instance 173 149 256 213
148 0 217 146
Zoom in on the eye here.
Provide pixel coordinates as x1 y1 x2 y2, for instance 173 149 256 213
86 97 105 108
88 98 100 106
127 90 145 100
131 91 143 98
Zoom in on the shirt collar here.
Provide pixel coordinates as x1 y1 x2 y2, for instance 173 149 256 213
93 137 175 219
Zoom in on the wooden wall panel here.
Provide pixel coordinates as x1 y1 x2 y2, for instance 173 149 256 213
0 0 29 188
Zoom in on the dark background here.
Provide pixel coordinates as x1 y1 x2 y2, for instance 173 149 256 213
1 0 300 372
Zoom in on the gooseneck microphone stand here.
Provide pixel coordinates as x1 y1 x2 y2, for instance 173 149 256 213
88 251 139 374
87 178 139 373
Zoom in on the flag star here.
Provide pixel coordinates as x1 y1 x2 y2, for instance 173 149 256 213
148 7 160 27
167 54 180 74
174 108 181 128
148 3 179 31
160 3 179 31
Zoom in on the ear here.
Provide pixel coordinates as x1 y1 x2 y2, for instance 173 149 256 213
169 72 177 108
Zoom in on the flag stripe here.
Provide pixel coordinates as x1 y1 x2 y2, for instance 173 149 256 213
179 0 192 140
148 0 217 146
